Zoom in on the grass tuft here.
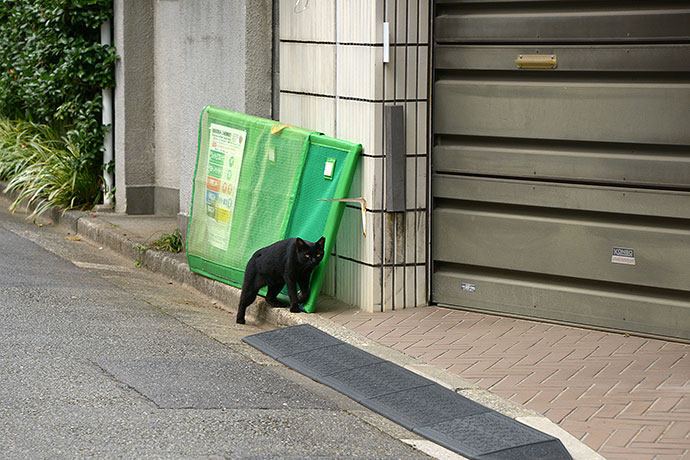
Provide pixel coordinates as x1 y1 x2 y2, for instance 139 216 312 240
0 118 102 219
151 229 184 253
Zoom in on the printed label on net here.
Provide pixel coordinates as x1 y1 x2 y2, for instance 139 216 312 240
206 123 246 250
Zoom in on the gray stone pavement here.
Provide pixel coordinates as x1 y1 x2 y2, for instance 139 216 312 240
10 192 684 459
0 201 437 460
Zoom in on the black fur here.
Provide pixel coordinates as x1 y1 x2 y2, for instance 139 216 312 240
236 236 325 324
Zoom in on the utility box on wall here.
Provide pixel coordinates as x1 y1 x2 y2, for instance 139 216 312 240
385 105 406 213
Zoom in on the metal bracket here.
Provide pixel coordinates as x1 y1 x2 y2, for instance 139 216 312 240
515 54 557 69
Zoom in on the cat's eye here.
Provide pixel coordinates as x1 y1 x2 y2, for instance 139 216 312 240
316 254 322 258
305 254 310 258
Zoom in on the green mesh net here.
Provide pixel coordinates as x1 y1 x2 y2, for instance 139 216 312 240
286 143 347 241
187 106 361 313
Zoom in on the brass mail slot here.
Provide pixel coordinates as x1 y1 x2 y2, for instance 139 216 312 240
515 54 557 69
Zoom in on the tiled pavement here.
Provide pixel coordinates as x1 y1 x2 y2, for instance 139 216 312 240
320 306 690 460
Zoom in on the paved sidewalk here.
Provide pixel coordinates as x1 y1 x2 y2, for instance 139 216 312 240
319 306 690 460
6 193 686 460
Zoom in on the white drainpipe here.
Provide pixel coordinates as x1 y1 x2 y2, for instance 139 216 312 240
101 18 114 207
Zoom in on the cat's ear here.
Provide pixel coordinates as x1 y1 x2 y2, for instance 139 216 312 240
316 236 325 248
296 238 306 250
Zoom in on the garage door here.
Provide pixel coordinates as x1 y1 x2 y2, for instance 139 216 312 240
431 1 690 340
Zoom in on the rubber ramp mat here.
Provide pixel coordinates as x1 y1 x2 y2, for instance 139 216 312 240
243 324 572 460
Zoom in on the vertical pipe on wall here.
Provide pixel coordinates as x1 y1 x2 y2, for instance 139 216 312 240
381 0 388 312
272 0 280 120
400 0 410 308
101 18 114 206
424 1 436 305
331 0 340 298
334 0 339 139
392 0 397 312
412 0 418 308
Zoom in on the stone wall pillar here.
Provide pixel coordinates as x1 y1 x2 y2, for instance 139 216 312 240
278 0 430 311
113 0 155 214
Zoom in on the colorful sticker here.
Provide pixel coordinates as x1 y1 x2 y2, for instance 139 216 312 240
206 123 246 250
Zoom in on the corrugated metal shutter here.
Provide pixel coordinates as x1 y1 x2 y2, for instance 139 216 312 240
430 1 690 340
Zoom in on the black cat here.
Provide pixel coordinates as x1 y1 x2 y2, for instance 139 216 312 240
236 236 326 324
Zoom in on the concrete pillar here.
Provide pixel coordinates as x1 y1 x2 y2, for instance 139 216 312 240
113 0 155 215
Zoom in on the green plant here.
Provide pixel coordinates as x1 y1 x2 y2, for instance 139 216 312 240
1 118 102 218
151 229 184 253
0 119 36 179
0 0 116 177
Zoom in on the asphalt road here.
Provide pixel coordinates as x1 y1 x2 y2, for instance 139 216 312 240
0 202 431 460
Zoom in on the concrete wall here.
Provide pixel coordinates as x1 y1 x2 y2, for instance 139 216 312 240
174 0 273 229
114 0 273 220
152 0 183 216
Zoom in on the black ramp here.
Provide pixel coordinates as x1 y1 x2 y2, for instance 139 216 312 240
243 325 573 460
416 411 571 460
366 384 488 431
280 343 384 380
322 361 434 402
242 323 340 358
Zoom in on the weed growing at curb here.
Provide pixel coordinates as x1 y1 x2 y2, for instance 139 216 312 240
151 229 183 253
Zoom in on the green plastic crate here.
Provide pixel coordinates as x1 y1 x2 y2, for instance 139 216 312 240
186 106 361 313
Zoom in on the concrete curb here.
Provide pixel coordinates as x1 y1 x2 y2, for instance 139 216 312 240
21 201 604 460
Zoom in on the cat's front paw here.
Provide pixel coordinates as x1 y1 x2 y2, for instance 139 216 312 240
236 316 246 324
289 305 302 313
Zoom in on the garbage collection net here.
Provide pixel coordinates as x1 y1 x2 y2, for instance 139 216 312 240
187 107 312 279
285 143 349 243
